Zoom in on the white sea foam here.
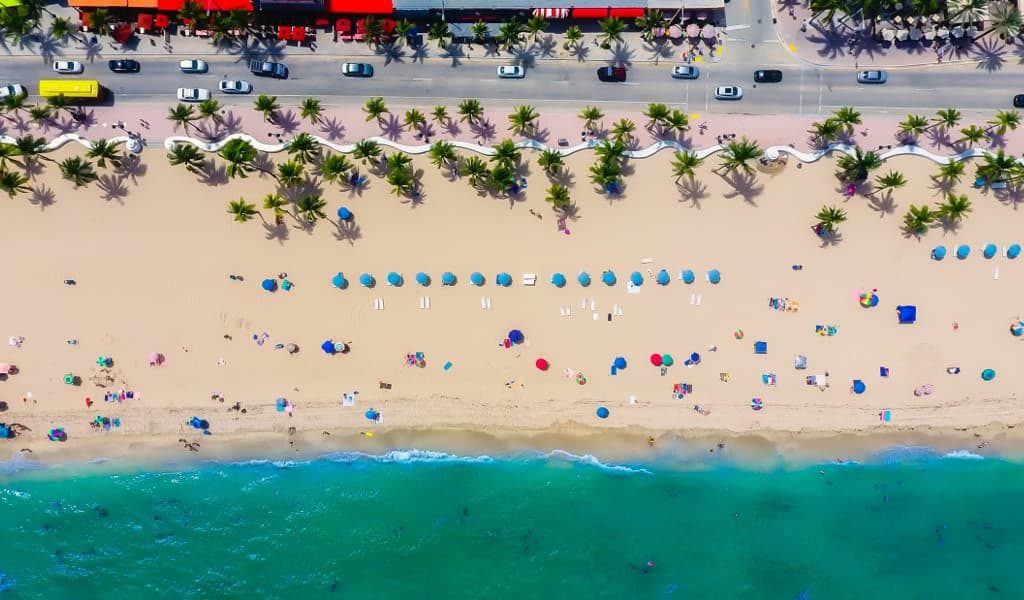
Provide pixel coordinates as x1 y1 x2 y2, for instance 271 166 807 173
323 449 495 464
538 449 653 475
943 450 985 460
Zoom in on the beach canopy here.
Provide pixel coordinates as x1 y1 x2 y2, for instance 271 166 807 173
387 272 403 287
897 305 917 324
852 379 866 394
337 207 352 221
707 269 721 284
331 272 347 289
931 246 946 260
650 353 663 366
578 272 591 287
508 329 524 344
321 340 336 354
602 270 616 286
496 272 512 287
613 356 627 369
982 368 996 381
1008 244 1021 259
596 406 609 419
470 272 485 286
630 271 643 286
535 358 549 370
416 272 430 286
261 278 277 292
360 273 375 287
661 354 674 366
442 272 456 286
681 270 695 284
983 243 998 259
551 273 567 287
656 269 670 285
956 244 970 259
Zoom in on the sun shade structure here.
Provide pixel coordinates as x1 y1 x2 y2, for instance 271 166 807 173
983 243 998 259
897 305 917 324
441 272 456 286
602 270 616 286
931 246 946 260
982 368 996 381
630 272 643 286
681 270 695 284
956 244 971 259
613 356 627 369
261 278 277 292
656 269 670 285
661 354 674 366
535 358 549 370
551 273 567 287
470 272 485 286
387 272 403 287
496 273 512 287
852 379 866 394
650 353 663 366
1007 244 1021 259
331 272 347 289
578 272 591 287
508 330 524 344
359 273 375 287
707 269 721 284
596 406 609 419
754 341 768 354
416 272 430 286
337 207 352 221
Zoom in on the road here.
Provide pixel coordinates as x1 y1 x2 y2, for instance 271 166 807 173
0 54 1019 117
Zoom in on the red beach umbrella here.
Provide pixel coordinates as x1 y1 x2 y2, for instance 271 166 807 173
649 353 663 366
535 358 550 371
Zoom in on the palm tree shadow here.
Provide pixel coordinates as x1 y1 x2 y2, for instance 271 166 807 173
805 23 848 60
379 114 404 140
471 119 497 143
929 177 955 196
198 160 229 185
29 184 56 210
411 43 429 63
552 169 575 187
116 154 148 184
263 220 290 243
512 48 536 68
536 34 558 58
333 220 362 245
557 203 581 223
440 43 465 67
938 216 964 234
972 36 1008 73
677 177 708 208
644 40 674 63
36 34 62 63
220 110 244 135
274 110 300 135
924 126 952 148
819 229 844 247
987 132 1007 149
253 153 275 177
441 120 462 136
607 42 634 68
995 187 1024 209
318 117 346 141
721 170 763 205
97 174 129 202
867 191 897 217
570 44 590 62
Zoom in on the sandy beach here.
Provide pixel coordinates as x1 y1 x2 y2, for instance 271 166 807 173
2 139 1023 464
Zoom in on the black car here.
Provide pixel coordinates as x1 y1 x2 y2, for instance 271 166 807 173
753 69 782 83
249 59 289 79
1014 95 1024 108
108 59 140 73
597 66 627 82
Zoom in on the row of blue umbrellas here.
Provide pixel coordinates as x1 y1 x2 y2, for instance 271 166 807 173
932 243 1021 260
328 269 722 288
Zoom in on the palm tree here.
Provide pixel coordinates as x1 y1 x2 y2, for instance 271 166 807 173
957 124 987 146
0 7 38 46
872 170 907 195
595 139 628 167
0 144 20 170
352 139 381 165
90 8 113 36
589 159 621 191
931 108 962 131
831 106 862 135
471 20 489 45
296 194 327 223
671 150 704 183
642 102 670 131
976 149 1017 183
86 139 122 169
286 132 320 164
497 17 524 52
197 98 223 124
936 192 973 223
45 94 76 119
933 160 966 184
489 163 517 192
977 2 1021 40
537 149 564 176
835 147 882 182
897 114 929 141
385 152 413 173
167 143 205 174
579 106 604 133
262 193 288 223
902 204 936 235
28 105 52 127
431 105 450 126
815 205 847 233
526 15 547 42
610 118 636 144
508 105 539 136
490 139 521 168
428 21 450 49
2 93 27 116
717 137 763 175
428 141 457 169
988 110 1021 136
177 0 204 32
457 99 484 124
403 108 427 136
634 8 666 42
59 157 97 188
14 135 53 164
361 15 385 47
564 25 584 50
665 110 689 134
276 160 304 188
394 19 415 43
809 119 842 144
598 16 625 48
219 138 258 179
461 156 489 188
810 0 847 21
253 95 280 123
0 169 30 198
227 198 258 223
320 153 352 184
545 183 571 209
300 98 323 125
49 17 73 43
363 97 389 123
167 103 199 133
948 0 989 24
386 167 415 197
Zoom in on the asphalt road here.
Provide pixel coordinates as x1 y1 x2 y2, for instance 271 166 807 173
0 54 1020 116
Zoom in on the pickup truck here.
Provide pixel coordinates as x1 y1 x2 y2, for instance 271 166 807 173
248 60 288 79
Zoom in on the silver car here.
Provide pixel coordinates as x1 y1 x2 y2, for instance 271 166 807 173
671 65 700 80
218 80 252 94
52 60 84 74
714 85 743 100
177 87 211 102
857 70 887 84
497 65 525 79
179 59 208 74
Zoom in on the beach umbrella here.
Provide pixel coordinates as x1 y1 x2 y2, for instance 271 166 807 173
416 272 430 286
337 206 352 221
681 270 695 284
656 269 670 285
1008 244 1021 259
322 340 337 354
956 244 970 259
359 273 375 287
0 363 10 375
983 244 998 259
285 343 299 354
470 272 485 286
1011 321 1023 337
685 23 699 38
707 269 721 284
630 271 643 286
702 24 716 39
441 272 456 286
577 272 591 287
364 409 380 421
596 406 610 419
690 352 701 365
261 278 277 292
508 329 524 344
860 291 879 308
649 353 662 366
496 272 512 287
275 398 288 412
602 270 616 286
551 273 567 288
147 352 164 366
661 354 674 366
331 272 347 289
931 246 946 260
613 356 627 370
535 358 549 371
852 379 866 394
982 368 996 381
387 272 403 287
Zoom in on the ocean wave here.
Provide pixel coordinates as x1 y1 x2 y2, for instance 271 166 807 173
943 450 985 460
536 449 653 475
322 449 496 465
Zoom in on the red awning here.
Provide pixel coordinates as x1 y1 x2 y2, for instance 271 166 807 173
137 13 154 28
277 25 290 40
532 8 568 18
112 23 134 44
290 26 305 41
204 0 252 10
571 7 608 18
335 18 351 32
609 7 644 17
156 0 183 10
154 13 170 28
328 0 392 14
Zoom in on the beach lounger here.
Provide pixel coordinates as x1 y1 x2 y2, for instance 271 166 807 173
481 297 487 309
419 297 426 309
992 180 1008 190
425 297 431 309
913 384 934 396
523 274 537 286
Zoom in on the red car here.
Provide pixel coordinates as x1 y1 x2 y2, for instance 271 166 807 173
597 66 627 82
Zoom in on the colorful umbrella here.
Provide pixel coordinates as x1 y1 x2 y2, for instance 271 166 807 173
613 356 627 369
508 330 524 344
496 273 512 287
535 358 549 370
650 353 662 366
596 406 609 419
983 243 998 259
681 270 695 284
630 272 643 286
360 273 374 287
337 206 352 221
470 272 485 286
656 269 670 285
441 272 456 286
956 244 970 259
551 273 567 287
387 272 403 286
416 272 430 286
931 246 946 260
661 354 674 366
707 269 721 284
331 272 347 288
602 270 616 286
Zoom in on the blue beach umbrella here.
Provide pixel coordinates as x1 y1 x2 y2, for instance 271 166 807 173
596 406 610 419
931 246 946 261
983 243 998 259
551 273 566 287
416 272 430 286
261 278 277 292
331 272 347 289
337 206 352 221
707 269 721 284
276 398 288 412
496 272 512 287
656 269 670 285
630 271 643 286
508 330 524 344
681 270 695 284
613 356 627 370
852 379 866 394
577 272 591 287
956 244 970 259
359 273 375 287
602 270 616 286
982 368 996 381
470 272 485 286
441 272 456 286
387 272 403 287
365 409 380 421
1008 244 1021 259
321 340 336 354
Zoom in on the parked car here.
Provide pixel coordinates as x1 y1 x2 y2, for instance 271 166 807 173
341 63 374 78
857 70 887 84
219 80 253 94
52 60 84 74
108 59 140 73
714 85 743 100
179 59 208 74
177 87 211 102
753 69 782 83
1013 94 1024 108
0 84 27 99
497 65 525 79
671 65 700 80
249 60 288 79
596 66 627 82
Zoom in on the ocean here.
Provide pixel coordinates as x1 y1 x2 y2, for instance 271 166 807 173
0 447 1021 599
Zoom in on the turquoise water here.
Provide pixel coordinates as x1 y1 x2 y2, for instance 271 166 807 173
0 448 1022 598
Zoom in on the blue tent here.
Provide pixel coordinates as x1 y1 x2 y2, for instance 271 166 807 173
331 272 347 289
956 244 971 259
416 272 430 286
337 206 352 221
470 272 485 286
613 356 627 369
359 273 374 287
602 270 616 286
852 379 866 394
754 341 768 354
261 278 277 292
656 269 670 285
931 246 946 260
441 272 456 286
578 272 591 287
496 272 512 287
509 329 524 344
551 273 566 287
0 424 9 439
707 269 721 284
681 270 695 284
630 272 643 286
321 340 336 354
596 406 610 419
387 272 403 287
897 305 917 324
983 243 998 259
1008 244 1022 259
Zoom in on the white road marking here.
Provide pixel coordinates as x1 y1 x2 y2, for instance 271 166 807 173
411 77 432 81
725 24 751 31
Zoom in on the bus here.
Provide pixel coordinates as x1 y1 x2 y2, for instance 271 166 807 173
37 79 103 101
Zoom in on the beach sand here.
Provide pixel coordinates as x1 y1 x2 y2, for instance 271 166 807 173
1 145 1022 464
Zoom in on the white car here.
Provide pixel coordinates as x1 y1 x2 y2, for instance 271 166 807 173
52 60 84 74
714 85 743 100
177 87 211 102
0 84 27 99
218 80 252 94
179 59 208 74
497 65 525 79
